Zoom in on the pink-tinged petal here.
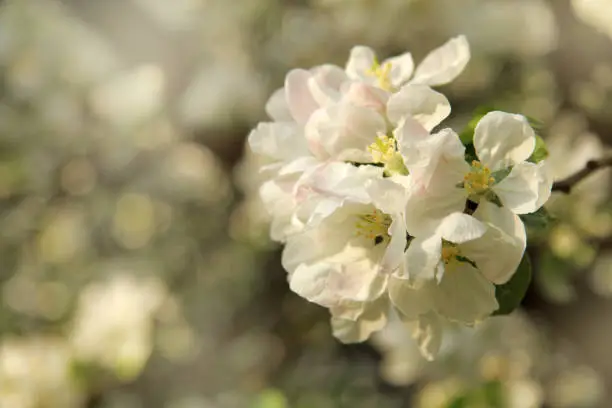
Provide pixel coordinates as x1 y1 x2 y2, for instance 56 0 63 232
248 122 308 162
462 201 526 284
285 69 319 124
387 85 451 130
265 87 293 122
411 35 470 86
305 103 387 162
474 111 536 171
308 64 348 106
394 115 431 148
292 162 383 226
342 82 390 114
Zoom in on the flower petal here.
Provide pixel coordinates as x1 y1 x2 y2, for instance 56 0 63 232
265 87 293 121
381 217 409 274
433 262 498 323
402 235 442 282
387 84 451 130
396 123 466 189
534 161 553 210
288 262 338 307
345 45 377 81
248 122 308 162
410 35 470 86
285 69 320 124
385 51 415 87
436 212 487 244
388 276 435 320
308 64 348 106
342 82 389 113
294 162 383 226
260 178 302 241
404 177 467 238
474 111 536 171
281 227 344 274
331 297 389 343
305 103 386 162
394 115 431 149
461 201 526 284
402 148 468 238
493 161 551 214
366 176 410 215
289 258 388 308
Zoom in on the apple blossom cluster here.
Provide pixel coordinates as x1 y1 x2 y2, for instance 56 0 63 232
247 36 553 360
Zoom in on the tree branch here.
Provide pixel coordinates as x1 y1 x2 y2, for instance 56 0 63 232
552 156 612 194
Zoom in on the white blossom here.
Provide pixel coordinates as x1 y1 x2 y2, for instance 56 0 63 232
246 34 552 359
398 111 552 238
345 35 471 90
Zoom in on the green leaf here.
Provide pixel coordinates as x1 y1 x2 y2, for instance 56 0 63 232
527 135 548 163
519 206 554 231
493 253 532 316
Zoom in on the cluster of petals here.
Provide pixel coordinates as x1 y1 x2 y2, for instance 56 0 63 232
247 35 552 359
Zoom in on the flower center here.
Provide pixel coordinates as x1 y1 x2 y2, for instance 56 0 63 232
366 59 393 92
441 242 461 265
368 133 396 163
463 160 495 196
355 209 392 245
367 133 408 176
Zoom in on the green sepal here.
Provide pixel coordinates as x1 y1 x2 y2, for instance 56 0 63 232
464 143 478 163
527 134 548 163
519 206 554 231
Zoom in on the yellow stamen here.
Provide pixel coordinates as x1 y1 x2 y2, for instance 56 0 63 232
355 209 392 245
441 243 461 265
368 133 396 164
463 160 495 196
366 58 394 91
367 133 408 175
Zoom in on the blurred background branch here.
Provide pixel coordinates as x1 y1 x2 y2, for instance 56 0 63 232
552 155 612 193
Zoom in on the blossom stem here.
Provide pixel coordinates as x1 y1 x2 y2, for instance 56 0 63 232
551 156 612 194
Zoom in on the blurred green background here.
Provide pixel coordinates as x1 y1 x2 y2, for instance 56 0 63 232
0 0 611 407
